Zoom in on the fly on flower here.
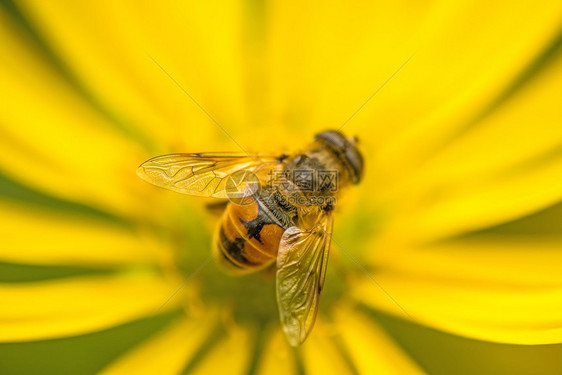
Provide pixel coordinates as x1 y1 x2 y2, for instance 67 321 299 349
137 130 363 346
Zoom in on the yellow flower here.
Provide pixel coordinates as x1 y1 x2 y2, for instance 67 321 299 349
1 0 562 374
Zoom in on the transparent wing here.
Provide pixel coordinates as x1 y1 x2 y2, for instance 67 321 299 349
136 152 282 198
276 213 334 346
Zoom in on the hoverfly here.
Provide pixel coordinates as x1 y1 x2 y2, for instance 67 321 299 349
137 130 363 346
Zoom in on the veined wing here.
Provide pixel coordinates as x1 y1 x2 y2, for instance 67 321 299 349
276 212 334 346
136 152 283 198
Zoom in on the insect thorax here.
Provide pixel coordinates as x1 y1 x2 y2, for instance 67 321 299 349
263 143 351 214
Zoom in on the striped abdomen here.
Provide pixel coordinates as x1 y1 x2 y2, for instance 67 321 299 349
214 197 287 272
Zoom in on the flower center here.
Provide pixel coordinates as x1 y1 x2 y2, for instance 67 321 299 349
170 207 353 326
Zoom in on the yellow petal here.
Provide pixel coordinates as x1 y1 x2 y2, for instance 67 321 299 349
0 201 169 266
354 239 562 344
377 49 562 244
0 273 180 342
0 18 165 223
300 319 357 375
370 0 562 170
189 323 251 375
6 0 166 148
14 0 248 151
265 0 428 135
256 328 298 375
334 304 426 375
0 9 198 226
381 153 562 245
405 53 562 196
100 315 216 375
375 238 562 287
